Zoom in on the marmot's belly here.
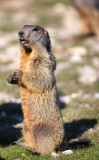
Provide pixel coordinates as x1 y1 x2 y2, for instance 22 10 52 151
21 89 62 123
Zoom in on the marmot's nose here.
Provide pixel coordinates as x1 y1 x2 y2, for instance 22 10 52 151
18 31 24 36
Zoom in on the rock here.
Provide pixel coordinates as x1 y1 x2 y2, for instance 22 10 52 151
69 54 82 63
22 153 25 156
78 65 99 84
71 92 80 98
67 46 87 56
59 95 71 104
94 93 99 99
51 152 59 157
62 150 73 155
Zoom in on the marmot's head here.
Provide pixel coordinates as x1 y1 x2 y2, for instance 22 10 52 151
18 25 51 52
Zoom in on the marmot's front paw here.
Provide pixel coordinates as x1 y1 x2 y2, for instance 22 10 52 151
7 69 22 85
7 74 19 84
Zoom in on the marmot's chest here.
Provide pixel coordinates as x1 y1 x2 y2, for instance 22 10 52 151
19 55 30 71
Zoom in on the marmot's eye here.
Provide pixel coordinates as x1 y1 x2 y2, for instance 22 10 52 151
32 28 39 31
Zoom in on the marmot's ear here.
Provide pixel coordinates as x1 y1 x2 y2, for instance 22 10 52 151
44 30 48 36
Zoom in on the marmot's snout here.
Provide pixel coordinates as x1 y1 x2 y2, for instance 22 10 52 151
18 29 30 46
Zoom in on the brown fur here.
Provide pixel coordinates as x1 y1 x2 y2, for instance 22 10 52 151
7 25 65 154
7 25 91 154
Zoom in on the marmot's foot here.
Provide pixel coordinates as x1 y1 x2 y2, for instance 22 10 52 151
7 69 22 85
14 141 27 147
14 141 41 156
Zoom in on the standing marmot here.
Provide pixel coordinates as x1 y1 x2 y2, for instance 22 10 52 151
7 25 65 154
7 25 90 155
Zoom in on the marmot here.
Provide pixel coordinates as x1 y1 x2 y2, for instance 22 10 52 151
7 25 65 154
72 0 99 36
7 25 90 155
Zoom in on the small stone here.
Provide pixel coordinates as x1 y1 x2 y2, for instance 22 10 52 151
71 92 80 98
62 150 73 155
51 152 60 157
59 95 71 104
22 153 25 156
94 93 99 99
67 46 87 56
69 54 82 63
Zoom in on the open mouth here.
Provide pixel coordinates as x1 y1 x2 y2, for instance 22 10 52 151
20 38 26 45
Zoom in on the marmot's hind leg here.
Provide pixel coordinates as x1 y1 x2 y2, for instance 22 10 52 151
33 123 57 154
23 123 37 149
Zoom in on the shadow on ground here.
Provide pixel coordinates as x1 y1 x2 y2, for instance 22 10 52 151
0 157 6 160
0 103 23 147
0 103 97 148
64 118 97 141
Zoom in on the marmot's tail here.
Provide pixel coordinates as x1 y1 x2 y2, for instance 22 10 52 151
68 138 91 148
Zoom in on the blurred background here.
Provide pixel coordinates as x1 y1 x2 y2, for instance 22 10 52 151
0 0 99 159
